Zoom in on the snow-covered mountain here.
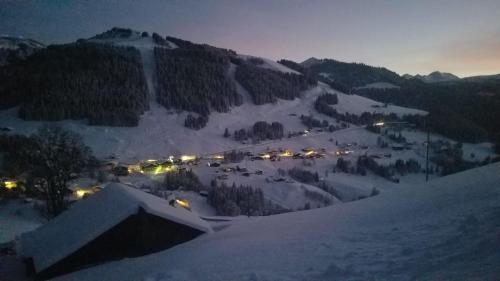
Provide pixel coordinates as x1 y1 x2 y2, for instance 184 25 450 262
404 71 460 83
0 36 44 50
0 36 44 66
300 57 321 67
55 162 500 281
0 28 438 213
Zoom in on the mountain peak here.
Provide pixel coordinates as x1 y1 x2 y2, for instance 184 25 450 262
300 57 321 67
0 36 44 50
423 71 460 83
90 27 142 40
0 36 45 66
404 71 460 83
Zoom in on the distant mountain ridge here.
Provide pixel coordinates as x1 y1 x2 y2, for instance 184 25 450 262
0 36 44 66
404 71 460 83
297 56 499 86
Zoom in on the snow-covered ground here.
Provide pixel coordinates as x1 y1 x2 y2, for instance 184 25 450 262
328 88 426 117
402 129 494 162
0 200 45 243
55 162 500 281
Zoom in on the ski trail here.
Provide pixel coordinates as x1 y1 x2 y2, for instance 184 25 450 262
138 47 158 107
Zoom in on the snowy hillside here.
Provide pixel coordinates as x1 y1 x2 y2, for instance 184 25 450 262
0 82 426 163
1 30 494 214
56 162 500 281
0 36 44 66
238 54 300 74
0 36 44 50
324 84 425 116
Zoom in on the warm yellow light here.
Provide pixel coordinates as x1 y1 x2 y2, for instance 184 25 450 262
305 150 315 156
154 165 163 175
128 164 141 174
175 199 190 208
146 159 157 162
212 155 224 160
75 189 92 198
180 155 196 162
164 165 176 172
279 150 293 157
261 154 271 159
4 181 17 189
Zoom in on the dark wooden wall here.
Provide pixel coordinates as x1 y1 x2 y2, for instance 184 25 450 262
29 208 205 280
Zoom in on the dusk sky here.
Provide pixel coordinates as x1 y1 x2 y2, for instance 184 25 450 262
1 0 499 77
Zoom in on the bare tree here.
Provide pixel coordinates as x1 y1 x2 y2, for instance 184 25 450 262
31 125 92 216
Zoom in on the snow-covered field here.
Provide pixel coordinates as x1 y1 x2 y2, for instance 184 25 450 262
330 89 426 116
55 162 500 281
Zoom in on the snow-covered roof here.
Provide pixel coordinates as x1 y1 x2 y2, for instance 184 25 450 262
20 183 212 273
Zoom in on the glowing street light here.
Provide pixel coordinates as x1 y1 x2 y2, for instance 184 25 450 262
3 180 17 189
180 155 197 162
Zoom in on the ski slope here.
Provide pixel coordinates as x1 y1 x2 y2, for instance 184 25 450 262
0 82 426 163
0 31 427 162
56 162 500 281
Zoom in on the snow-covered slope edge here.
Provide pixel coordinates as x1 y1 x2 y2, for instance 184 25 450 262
56 162 500 281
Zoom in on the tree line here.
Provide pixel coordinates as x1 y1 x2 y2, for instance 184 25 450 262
163 168 202 191
235 59 317 105
354 79 500 143
154 45 241 129
232 121 284 142
0 42 149 126
207 180 266 216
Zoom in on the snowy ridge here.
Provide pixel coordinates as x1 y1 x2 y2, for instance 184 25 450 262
20 184 211 273
238 54 301 74
0 36 44 50
55 162 500 281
